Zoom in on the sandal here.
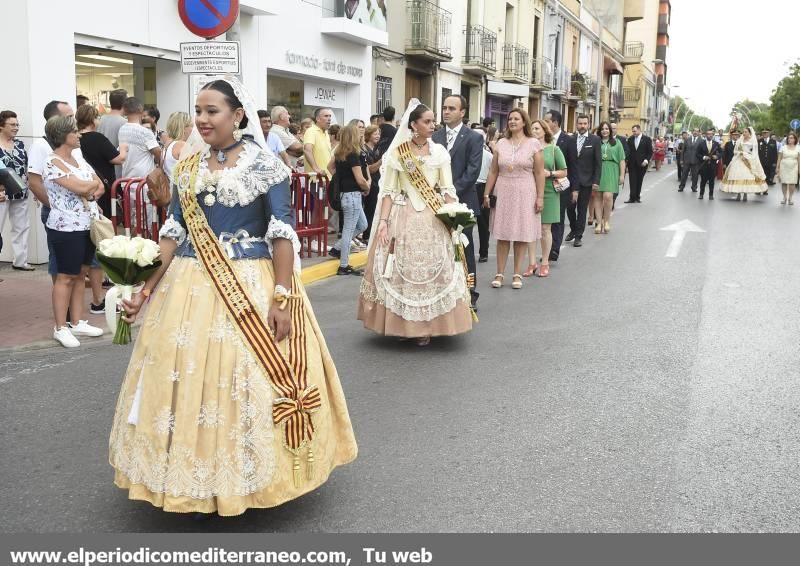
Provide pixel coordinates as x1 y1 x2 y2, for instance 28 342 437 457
491 274 504 288
522 264 538 277
511 274 523 289
416 336 431 347
594 222 602 234
536 264 550 278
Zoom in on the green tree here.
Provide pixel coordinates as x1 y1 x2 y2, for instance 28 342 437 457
671 95 715 133
769 63 800 134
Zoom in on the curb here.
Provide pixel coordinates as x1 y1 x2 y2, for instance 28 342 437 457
301 251 368 286
2 252 369 355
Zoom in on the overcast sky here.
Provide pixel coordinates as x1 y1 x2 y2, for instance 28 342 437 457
669 0 796 128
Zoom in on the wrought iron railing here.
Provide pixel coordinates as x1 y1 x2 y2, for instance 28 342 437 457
624 41 644 59
463 24 497 71
406 0 452 59
531 57 554 88
501 43 529 82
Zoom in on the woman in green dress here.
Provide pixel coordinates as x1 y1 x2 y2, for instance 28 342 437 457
528 119 567 278
593 122 626 234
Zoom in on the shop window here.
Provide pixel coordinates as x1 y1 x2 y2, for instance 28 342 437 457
376 75 392 113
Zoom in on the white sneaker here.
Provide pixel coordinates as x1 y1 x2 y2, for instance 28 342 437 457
54 326 80 348
68 320 104 337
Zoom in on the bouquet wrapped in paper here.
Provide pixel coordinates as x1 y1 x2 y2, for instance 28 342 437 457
435 202 476 262
97 236 162 345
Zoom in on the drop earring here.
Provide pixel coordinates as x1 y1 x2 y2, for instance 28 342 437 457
233 121 243 142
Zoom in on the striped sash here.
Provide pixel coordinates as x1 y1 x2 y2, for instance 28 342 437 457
395 143 476 296
176 153 320 484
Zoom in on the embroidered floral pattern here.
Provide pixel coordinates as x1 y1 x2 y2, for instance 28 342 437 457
153 407 175 435
159 216 187 245
197 402 224 428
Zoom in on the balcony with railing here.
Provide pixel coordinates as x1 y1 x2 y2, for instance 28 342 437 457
623 86 641 108
405 0 452 62
569 72 597 102
499 44 529 83
551 66 572 95
530 57 554 90
622 41 644 65
462 24 497 75
610 85 624 110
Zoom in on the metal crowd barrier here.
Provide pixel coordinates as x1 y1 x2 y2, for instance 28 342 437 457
110 177 166 242
291 172 329 258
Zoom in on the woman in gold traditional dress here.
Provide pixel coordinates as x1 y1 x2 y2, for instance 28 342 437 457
720 127 768 201
108 76 357 517
358 100 473 346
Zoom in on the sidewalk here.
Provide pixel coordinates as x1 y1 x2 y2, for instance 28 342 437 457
0 250 367 352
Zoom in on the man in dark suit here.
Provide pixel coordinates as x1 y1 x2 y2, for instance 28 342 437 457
610 122 630 208
626 124 653 203
695 128 722 200
544 109 577 260
675 131 688 181
432 95 483 309
679 128 702 191
723 129 739 169
565 114 601 248
758 129 778 189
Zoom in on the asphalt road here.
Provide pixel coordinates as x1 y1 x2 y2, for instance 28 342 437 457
3 165 800 533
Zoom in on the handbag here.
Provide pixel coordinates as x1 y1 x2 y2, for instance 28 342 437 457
0 167 26 198
328 172 342 211
145 166 171 208
553 176 571 192
84 199 115 245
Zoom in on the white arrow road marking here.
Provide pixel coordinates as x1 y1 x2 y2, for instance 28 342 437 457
660 219 706 258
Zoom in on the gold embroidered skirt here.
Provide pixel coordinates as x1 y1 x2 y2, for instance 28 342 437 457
720 157 768 194
358 201 472 338
109 257 357 516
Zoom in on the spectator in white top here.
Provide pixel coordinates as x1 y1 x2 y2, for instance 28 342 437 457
27 100 77 280
475 130 493 263
118 97 161 179
97 89 127 177
257 109 291 167
270 105 304 168
162 111 193 182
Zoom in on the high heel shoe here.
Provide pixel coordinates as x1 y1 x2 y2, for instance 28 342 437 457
491 274 504 288
603 220 610 233
511 274 523 289
594 222 602 234
522 264 538 277
536 264 550 278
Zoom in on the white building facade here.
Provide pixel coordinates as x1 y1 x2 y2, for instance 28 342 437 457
1 0 386 264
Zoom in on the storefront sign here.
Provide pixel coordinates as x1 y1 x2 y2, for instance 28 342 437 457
180 41 240 74
285 51 363 79
304 80 344 109
179 0 239 39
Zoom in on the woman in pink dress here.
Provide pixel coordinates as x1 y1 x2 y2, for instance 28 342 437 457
482 108 544 290
653 137 667 171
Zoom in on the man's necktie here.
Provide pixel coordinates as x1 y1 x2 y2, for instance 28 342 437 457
577 135 585 155
447 129 456 149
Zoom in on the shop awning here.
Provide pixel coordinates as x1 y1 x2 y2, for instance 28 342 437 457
604 56 624 75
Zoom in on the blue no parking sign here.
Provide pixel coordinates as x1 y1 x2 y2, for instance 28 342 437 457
179 0 240 39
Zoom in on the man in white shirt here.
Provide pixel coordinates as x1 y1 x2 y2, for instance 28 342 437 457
270 106 304 168
256 110 291 167
475 134 493 262
118 97 161 179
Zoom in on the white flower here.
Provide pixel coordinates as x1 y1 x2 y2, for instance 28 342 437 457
437 202 473 218
134 238 160 267
204 194 217 207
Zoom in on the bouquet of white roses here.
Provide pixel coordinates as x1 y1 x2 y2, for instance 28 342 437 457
435 202 476 262
97 235 162 344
